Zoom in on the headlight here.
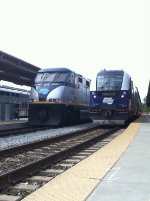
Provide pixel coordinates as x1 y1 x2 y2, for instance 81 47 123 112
29 99 38 103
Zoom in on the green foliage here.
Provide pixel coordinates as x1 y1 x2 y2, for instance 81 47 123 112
142 104 150 112
146 81 150 107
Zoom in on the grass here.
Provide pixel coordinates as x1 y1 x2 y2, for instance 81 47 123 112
142 106 150 113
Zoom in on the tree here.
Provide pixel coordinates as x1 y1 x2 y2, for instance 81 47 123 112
143 96 147 106
146 81 150 107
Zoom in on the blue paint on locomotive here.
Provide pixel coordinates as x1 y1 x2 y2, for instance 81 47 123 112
90 91 129 108
90 69 142 125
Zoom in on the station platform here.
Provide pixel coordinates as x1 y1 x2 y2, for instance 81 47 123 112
22 115 150 201
0 119 28 130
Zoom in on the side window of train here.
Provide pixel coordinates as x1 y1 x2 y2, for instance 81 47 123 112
129 79 132 90
78 76 83 83
129 80 134 97
0 91 5 95
75 75 82 87
131 80 133 89
86 80 90 88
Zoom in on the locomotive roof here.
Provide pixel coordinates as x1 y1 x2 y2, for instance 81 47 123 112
97 70 124 75
38 68 73 73
97 70 131 79
38 68 91 82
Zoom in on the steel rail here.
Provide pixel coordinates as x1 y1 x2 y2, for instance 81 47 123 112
0 126 53 138
0 125 104 157
0 127 119 190
0 120 92 138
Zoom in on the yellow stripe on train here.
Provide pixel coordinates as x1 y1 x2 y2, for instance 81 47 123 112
30 101 90 107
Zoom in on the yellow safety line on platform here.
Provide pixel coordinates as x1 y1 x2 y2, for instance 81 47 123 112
22 123 140 201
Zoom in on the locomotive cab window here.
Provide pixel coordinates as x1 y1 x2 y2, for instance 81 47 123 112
54 73 69 82
97 74 123 91
35 73 57 83
35 73 44 83
44 73 57 82
35 72 69 83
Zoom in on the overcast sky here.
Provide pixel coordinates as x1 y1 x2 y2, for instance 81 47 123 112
0 0 149 100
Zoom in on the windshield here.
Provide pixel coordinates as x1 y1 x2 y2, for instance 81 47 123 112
97 74 123 91
35 72 69 83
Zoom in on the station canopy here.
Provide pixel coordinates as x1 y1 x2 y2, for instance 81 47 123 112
0 51 41 86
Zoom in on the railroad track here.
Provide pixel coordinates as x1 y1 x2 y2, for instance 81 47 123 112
0 126 53 138
0 123 101 155
0 120 92 138
0 126 124 201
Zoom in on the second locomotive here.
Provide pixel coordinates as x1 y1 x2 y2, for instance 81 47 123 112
28 68 91 126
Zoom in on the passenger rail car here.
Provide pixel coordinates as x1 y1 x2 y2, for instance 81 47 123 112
90 70 141 125
28 68 91 126
0 85 29 120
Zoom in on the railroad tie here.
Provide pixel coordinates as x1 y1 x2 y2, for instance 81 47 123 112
27 176 53 182
0 194 21 201
10 184 38 191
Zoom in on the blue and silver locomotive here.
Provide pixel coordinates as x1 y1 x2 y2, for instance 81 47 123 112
90 69 141 125
28 68 91 125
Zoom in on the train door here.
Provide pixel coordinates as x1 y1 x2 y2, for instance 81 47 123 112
66 73 76 103
75 75 79 104
0 104 1 120
4 104 13 120
86 80 90 105
75 75 83 103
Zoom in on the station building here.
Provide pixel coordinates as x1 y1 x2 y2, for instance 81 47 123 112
0 50 40 121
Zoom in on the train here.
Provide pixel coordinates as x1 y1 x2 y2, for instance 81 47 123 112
28 68 91 126
0 85 29 120
90 69 142 125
